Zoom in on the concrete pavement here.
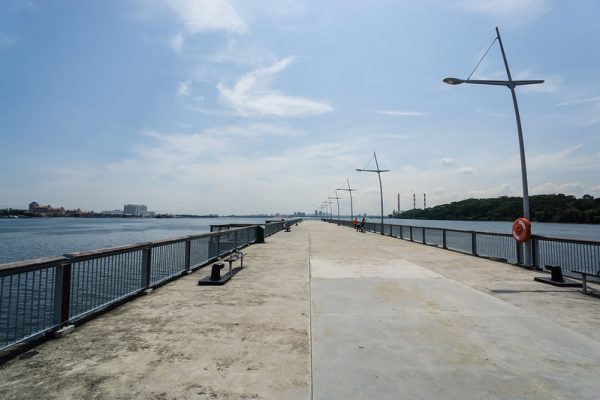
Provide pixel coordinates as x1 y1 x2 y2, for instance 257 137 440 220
1 220 599 399
309 221 600 399
0 225 311 400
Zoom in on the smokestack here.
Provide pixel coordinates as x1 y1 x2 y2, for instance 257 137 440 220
424 193 426 209
413 193 416 210
397 193 400 214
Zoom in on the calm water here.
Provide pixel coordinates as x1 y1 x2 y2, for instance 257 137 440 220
2 217 600 265
0 217 267 264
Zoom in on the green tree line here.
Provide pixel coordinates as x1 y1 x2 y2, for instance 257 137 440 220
396 194 600 224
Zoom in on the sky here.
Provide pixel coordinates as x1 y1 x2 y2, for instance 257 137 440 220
1 0 600 215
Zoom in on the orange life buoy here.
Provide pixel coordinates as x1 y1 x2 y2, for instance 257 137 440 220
512 218 531 243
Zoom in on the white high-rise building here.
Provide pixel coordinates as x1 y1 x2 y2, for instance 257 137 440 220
123 204 148 216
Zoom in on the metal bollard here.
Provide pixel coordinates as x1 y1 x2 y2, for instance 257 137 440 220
210 263 225 281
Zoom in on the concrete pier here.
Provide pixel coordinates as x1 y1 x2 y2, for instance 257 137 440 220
1 221 600 399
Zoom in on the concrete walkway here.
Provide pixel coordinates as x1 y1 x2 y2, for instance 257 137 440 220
309 222 600 399
1 221 600 399
0 225 312 400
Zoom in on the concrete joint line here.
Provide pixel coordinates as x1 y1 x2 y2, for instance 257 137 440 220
308 231 314 400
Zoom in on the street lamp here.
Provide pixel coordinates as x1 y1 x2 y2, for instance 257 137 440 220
325 199 333 220
443 26 543 266
356 151 390 235
337 178 357 221
321 202 331 220
329 195 341 222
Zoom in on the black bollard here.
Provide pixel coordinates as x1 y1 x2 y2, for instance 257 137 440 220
534 264 581 287
210 263 224 281
546 265 564 282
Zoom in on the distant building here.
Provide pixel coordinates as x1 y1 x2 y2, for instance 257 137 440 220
28 201 92 216
293 212 306 217
29 201 65 216
100 210 124 216
123 204 148 216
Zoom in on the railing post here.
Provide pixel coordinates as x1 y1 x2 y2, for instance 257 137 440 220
410 226 413 242
141 246 152 290
234 230 238 249
423 228 427 244
531 238 538 268
53 263 72 327
217 234 221 256
256 226 265 243
185 239 191 273
442 230 447 249
471 232 478 256
516 241 523 265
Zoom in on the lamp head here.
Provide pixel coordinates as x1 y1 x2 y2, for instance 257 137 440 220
443 77 464 85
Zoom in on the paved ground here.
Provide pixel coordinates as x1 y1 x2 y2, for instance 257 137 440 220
310 222 600 400
0 226 311 400
1 221 599 399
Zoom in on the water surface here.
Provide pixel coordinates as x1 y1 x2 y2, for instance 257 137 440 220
0 217 266 264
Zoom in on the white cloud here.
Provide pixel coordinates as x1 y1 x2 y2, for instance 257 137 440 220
208 38 277 67
457 0 552 25
590 186 600 196
92 131 370 213
201 122 305 138
165 0 247 52
516 71 560 94
579 117 600 127
217 57 334 117
457 166 476 175
440 158 456 166
531 182 586 196
167 0 247 35
376 110 429 117
375 133 412 140
398 165 418 173
433 187 444 196
170 32 184 51
464 183 514 198
176 81 192 96
527 144 597 171
556 96 600 107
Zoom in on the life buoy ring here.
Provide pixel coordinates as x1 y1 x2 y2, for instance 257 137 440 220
512 218 531 243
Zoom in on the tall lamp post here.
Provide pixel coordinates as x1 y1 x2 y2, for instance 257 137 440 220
322 202 329 220
329 195 341 222
356 151 390 235
443 26 543 266
325 199 333 220
337 178 357 221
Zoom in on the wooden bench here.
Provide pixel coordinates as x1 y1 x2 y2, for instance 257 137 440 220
572 268 600 294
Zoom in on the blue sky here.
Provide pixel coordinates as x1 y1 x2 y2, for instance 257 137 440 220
1 0 599 215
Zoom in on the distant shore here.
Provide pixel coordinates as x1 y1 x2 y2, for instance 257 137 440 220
0 211 302 219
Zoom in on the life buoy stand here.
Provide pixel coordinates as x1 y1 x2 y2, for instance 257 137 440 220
512 218 531 243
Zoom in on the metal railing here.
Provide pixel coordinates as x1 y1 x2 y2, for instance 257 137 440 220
264 219 302 237
210 219 302 237
0 223 294 352
326 219 600 280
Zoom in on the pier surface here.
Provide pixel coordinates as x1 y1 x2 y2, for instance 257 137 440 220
1 221 600 399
